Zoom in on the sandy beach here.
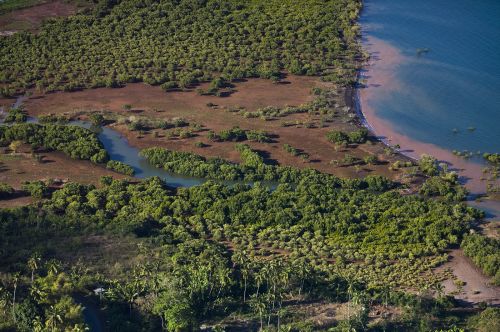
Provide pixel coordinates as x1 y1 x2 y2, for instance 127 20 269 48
358 35 497 197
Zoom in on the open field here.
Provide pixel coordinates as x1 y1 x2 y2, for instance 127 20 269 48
0 0 85 33
23 77 414 182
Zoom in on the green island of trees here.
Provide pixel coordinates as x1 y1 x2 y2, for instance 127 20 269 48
0 123 108 163
141 145 393 191
106 160 135 176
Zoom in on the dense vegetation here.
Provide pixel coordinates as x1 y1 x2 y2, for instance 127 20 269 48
0 0 361 95
106 160 135 176
0 171 481 330
462 234 500 285
326 128 368 145
0 123 108 163
420 172 468 202
207 127 272 143
3 107 27 123
141 145 393 191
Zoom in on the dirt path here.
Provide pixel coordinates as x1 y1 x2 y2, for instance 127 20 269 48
441 249 499 306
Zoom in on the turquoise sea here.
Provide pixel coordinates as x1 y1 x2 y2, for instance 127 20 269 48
359 0 500 159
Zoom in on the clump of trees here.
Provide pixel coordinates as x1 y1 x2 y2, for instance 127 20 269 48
3 108 27 123
0 123 108 163
106 160 135 176
22 180 49 199
420 172 468 201
462 234 500 285
418 154 440 176
326 128 368 145
283 143 310 160
209 127 272 143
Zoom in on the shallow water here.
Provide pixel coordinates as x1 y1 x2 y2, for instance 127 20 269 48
359 0 500 196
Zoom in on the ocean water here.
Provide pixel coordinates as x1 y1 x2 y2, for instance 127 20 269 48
359 0 500 158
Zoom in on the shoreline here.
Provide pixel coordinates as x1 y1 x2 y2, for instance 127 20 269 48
354 34 498 199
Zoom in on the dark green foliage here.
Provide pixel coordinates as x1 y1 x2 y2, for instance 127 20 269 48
4 108 27 123
106 160 135 176
326 128 368 145
0 182 14 198
326 130 349 145
418 154 440 176
0 164 480 330
347 128 368 144
89 113 105 126
462 234 500 285
245 130 272 143
0 0 362 93
22 180 49 198
0 123 109 163
213 127 272 143
141 146 394 191
467 308 500 332
217 127 247 142
420 172 468 201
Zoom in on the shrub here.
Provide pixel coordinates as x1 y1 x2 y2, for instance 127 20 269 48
106 160 135 176
22 181 49 199
326 130 349 145
348 128 368 144
418 154 440 176
4 108 27 123
0 182 14 198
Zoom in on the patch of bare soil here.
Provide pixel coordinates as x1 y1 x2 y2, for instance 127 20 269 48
23 77 410 182
287 301 401 329
0 0 80 32
0 195 33 208
439 249 499 305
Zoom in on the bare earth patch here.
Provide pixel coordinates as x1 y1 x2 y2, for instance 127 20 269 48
0 0 80 32
439 249 499 305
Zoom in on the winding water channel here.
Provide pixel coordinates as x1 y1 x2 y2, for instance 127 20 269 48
71 120 206 187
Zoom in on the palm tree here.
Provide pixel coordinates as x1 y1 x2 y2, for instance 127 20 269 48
432 283 445 299
45 305 63 331
249 295 266 331
28 254 41 283
12 273 20 323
